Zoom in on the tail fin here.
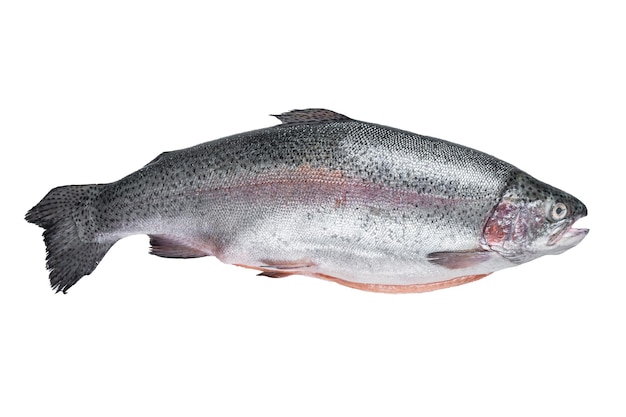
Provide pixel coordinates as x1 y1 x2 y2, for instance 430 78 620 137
26 185 116 293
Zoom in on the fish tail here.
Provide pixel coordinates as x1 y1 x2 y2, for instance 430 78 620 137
26 184 116 293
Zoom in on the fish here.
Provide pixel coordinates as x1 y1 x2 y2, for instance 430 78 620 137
26 108 589 293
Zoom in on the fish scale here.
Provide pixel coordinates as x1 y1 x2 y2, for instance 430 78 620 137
26 109 588 293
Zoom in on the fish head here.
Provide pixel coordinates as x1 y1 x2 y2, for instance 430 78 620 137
482 172 588 264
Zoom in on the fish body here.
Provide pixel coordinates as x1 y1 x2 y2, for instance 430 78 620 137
26 109 588 293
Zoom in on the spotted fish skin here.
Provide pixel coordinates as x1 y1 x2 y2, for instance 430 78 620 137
26 109 588 293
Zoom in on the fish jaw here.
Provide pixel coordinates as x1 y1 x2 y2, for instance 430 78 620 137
547 219 589 255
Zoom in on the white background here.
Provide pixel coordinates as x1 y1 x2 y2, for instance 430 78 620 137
1 1 624 416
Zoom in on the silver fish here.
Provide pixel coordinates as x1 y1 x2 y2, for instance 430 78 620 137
26 109 588 293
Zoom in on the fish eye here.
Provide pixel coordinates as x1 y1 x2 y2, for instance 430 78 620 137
551 202 568 221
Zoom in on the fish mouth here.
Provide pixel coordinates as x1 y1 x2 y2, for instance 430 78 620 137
548 216 589 247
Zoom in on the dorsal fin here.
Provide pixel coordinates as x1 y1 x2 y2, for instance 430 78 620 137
272 108 351 125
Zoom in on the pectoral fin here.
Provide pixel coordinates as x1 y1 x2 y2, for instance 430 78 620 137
427 250 494 270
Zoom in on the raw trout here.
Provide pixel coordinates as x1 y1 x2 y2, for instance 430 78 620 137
26 109 588 293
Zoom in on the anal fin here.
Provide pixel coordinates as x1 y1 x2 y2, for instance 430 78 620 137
149 235 213 259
